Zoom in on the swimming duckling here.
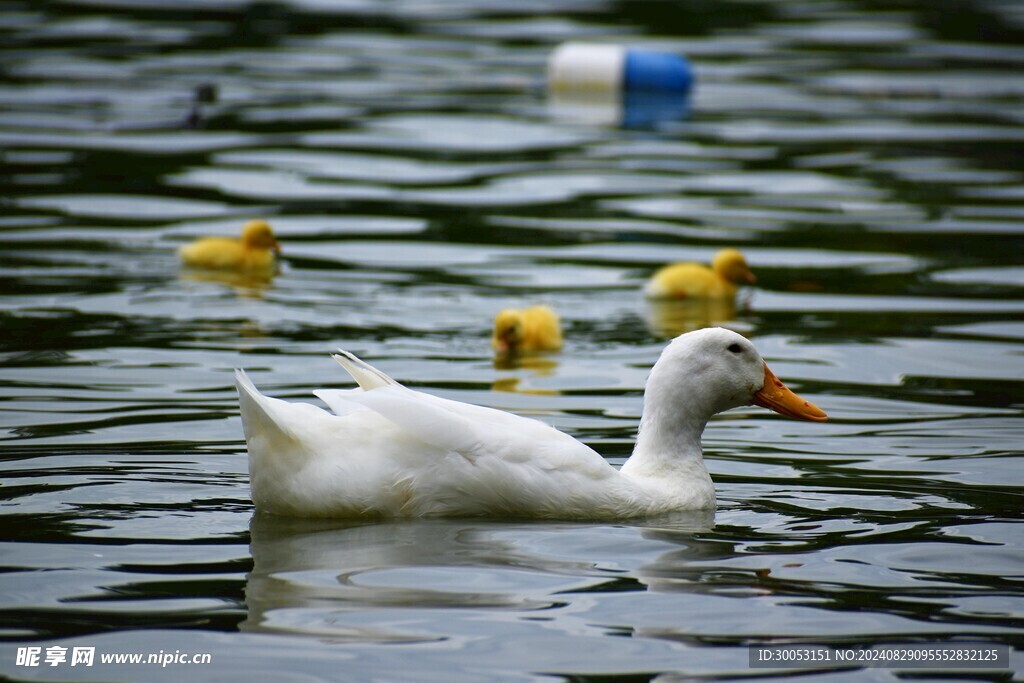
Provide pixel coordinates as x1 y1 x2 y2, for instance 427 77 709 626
645 248 755 299
179 220 281 272
491 305 563 354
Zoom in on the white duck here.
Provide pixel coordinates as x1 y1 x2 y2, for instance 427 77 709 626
236 327 826 519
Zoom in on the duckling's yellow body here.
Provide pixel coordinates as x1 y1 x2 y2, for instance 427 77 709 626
645 248 755 299
179 220 280 272
491 306 563 354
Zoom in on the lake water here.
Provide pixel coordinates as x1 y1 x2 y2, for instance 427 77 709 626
1 0 1023 680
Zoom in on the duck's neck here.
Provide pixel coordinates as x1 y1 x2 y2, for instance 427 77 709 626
622 399 708 478
620 366 716 480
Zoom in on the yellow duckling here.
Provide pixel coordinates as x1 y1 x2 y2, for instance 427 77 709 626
178 220 281 272
644 248 755 299
491 305 563 354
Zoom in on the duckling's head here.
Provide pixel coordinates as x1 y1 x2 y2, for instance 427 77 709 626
712 248 755 285
492 310 525 354
241 220 281 253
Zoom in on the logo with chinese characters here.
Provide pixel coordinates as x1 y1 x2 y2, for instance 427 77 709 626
17 646 95 667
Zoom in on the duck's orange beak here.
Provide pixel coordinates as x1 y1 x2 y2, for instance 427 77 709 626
752 363 827 422
272 240 282 254
744 269 756 284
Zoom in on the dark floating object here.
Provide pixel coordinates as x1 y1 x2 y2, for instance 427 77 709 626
184 82 219 129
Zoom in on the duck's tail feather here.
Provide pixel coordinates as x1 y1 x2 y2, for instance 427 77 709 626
332 350 401 391
235 368 297 445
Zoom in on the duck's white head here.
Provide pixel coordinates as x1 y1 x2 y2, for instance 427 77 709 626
627 327 825 486
647 327 826 422
625 328 825 501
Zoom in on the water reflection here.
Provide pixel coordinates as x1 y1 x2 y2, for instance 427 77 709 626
492 353 558 373
490 376 560 396
243 516 573 640
548 88 691 129
643 296 748 338
179 268 276 297
242 513 714 642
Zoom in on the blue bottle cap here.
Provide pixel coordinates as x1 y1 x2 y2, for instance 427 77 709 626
623 50 694 96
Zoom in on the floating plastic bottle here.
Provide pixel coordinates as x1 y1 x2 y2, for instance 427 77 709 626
548 42 694 127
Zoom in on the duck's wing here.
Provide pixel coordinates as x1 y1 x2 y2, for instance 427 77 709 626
312 348 413 417
319 348 548 435
306 349 398 418
350 384 616 479
331 350 401 390
316 350 613 476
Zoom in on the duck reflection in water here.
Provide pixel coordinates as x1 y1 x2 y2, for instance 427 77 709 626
241 512 714 640
491 353 560 395
644 295 749 338
179 267 276 298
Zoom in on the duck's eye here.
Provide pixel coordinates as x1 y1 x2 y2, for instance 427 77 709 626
727 343 743 354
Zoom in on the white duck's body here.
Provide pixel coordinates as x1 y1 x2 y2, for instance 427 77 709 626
236 328 826 519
